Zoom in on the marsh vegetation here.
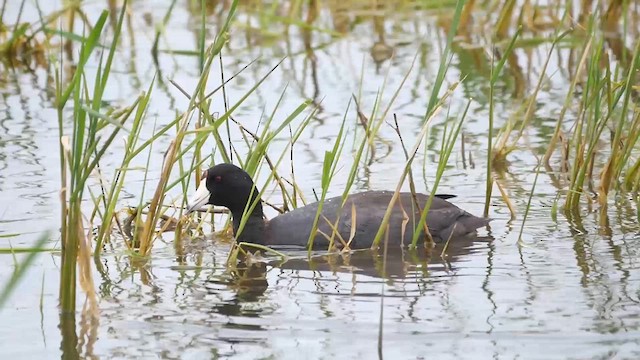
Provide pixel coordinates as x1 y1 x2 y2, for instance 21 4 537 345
1 0 640 358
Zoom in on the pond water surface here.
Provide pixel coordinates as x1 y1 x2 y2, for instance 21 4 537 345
1 1 640 359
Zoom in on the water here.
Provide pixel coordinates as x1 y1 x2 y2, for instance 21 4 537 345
1 1 640 359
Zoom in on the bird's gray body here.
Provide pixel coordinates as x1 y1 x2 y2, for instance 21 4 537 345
266 191 489 249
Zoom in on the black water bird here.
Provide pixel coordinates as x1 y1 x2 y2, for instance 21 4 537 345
187 163 490 249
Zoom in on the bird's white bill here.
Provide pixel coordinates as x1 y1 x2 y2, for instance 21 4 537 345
186 181 210 214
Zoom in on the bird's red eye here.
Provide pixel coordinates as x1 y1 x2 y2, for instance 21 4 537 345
214 175 222 183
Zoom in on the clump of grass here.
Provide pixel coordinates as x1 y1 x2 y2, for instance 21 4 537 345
54 1 150 315
472 3 640 219
132 0 248 257
56 9 118 315
92 80 155 258
596 41 640 205
555 34 640 213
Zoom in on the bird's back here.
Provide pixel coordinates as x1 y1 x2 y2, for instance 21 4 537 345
266 191 489 249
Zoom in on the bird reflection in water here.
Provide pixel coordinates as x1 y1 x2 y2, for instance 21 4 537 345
217 235 492 306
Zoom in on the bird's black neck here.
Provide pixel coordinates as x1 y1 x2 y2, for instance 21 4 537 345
231 200 267 245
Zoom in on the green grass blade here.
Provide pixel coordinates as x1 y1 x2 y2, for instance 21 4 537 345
0 233 50 308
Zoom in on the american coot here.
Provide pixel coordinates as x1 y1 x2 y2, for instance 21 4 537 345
186 163 490 249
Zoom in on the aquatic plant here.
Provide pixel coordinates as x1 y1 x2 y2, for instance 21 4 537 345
1 0 636 329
